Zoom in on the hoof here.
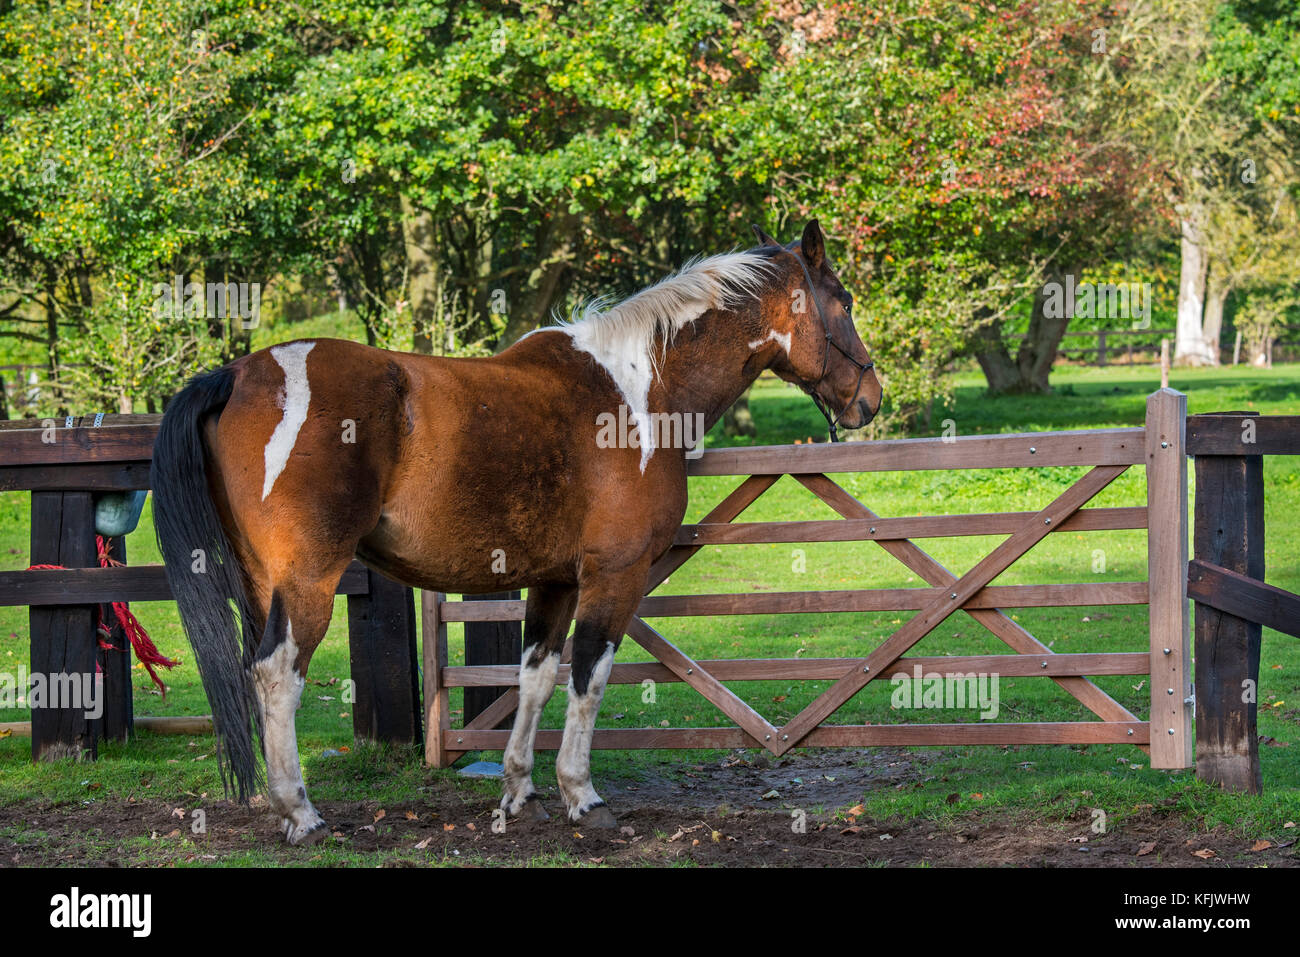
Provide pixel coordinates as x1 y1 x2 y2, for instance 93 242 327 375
516 796 550 822
284 819 330 846
576 804 618 829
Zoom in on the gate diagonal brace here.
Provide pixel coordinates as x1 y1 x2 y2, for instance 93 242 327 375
626 617 781 754
793 473 1146 746
773 465 1130 756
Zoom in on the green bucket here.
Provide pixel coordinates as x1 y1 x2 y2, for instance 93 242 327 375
94 490 148 538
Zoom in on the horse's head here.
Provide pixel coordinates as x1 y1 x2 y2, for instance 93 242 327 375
752 220 882 433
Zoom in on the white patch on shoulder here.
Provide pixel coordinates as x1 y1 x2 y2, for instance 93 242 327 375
558 252 774 474
748 329 792 355
565 323 659 473
261 341 316 501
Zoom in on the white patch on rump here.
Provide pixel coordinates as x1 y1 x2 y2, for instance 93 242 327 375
748 329 792 355
261 341 316 501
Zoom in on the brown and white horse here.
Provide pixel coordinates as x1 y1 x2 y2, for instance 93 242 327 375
152 220 881 844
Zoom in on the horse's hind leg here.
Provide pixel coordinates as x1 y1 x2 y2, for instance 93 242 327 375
501 584 577 820
251 575 342 845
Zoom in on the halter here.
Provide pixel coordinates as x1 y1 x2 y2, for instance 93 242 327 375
785 249 875 443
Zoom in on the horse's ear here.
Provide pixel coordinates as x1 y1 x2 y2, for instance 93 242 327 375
801 219 825 268
751 224 781 247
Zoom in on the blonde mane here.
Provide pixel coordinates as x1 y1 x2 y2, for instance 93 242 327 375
557 251 776 377
548 250 777 473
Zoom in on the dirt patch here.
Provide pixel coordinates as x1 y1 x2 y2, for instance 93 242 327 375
1 750 1295 867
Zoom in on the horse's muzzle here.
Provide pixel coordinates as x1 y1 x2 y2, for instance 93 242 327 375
838 396 877 430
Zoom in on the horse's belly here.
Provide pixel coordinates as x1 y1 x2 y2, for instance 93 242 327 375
355 501 577 594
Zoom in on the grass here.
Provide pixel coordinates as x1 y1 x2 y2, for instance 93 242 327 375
1 358 1298 865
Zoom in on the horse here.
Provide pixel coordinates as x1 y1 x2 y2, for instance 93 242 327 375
151 219 882 844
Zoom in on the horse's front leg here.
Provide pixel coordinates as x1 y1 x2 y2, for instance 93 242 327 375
555 571 644 828
500 584 577 820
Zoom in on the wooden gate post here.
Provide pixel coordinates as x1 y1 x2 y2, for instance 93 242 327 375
96 533 134 742
1191 412 1264 793
29 491 98 761
463 592 521 729
421 591 453 768
346 568 421 744
1145 388 1194 768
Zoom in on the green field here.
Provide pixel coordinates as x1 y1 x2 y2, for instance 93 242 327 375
1 360 1298 865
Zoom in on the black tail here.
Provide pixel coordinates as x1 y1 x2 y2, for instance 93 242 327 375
152 366 262 802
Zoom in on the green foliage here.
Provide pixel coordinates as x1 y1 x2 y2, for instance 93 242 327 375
1 1 1297 421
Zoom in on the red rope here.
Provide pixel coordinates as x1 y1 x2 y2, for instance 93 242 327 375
28 537 177 696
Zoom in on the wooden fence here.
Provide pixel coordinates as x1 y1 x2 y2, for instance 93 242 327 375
2 389 1293 792
0 414 422 758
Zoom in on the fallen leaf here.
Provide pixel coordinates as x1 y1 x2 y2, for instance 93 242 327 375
841 826 861 835
373 809 386 823
711 830 722 842
1137 842 1156 857
414 838 432 850
1251 839 1272 852
1192 848 1216 859
171 808 185 819
404 811 418 820
466 822 477 831
848 804 866 817
443 823 455 831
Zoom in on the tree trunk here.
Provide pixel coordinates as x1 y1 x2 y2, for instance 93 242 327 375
723 387 756 437
972 270 1071 394
973 318 1023 393
1174 213 1213 365
495 213 579 352
400 194 440 355
1201 270 1228 367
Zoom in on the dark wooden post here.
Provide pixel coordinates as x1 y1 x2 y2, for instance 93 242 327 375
96 533 134 742
1097 330 1107 367
463 591 521 729
29 491 98 761
346 568 421 744
1193 412 1264 793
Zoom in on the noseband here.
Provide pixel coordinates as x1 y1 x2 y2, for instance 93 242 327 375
787 251 875 443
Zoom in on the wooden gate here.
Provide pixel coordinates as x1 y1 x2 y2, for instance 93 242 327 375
424 389 1195 770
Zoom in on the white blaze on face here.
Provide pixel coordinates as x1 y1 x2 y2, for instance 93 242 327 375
261 341 316 501
748 329 792 355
